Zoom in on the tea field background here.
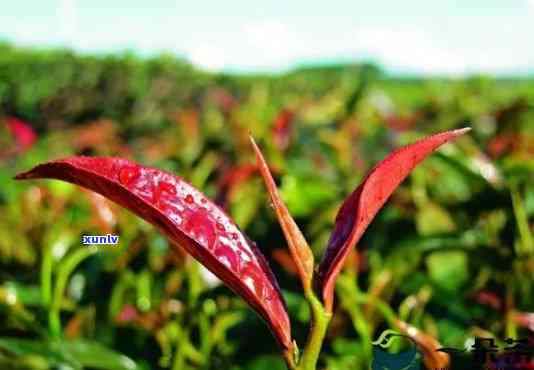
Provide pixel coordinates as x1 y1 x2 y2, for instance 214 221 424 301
0 42 533 369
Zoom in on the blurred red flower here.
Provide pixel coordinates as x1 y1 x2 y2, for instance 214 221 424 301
5 116 37 150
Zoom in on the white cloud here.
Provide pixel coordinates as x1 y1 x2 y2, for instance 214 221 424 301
183 21 534 75
57 0 78 44
3 8 532 76
188 44 226 71
243 20 297 52
349 26 469 75
183 20 310 71
345 26 533 75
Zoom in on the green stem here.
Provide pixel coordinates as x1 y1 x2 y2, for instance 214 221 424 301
296 289 332 370
336 275 372 360
172 330 186 370
41 244 53 307
284 274 397 370
198 313 211 360
49 247 95 337
108 270 135 321
186 260 202 306
511 184 534 256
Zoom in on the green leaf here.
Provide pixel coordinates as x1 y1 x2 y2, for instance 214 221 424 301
416 202 456 236
61 339 138 370
426 251 468 292
0 338 138 370
280 175 337 217
0 338 81 369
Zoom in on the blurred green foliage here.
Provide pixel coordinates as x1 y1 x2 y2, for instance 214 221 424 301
0 42 533 369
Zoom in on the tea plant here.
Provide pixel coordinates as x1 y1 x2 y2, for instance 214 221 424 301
15 128 469 369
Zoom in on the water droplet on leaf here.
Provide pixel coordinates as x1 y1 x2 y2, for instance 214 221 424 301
183 209 216 250
215 244 240 272
119 166 140 185
159 181 177 195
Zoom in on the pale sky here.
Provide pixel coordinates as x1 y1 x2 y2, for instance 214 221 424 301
1 0 534 75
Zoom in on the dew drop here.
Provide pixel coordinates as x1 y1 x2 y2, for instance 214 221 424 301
216 222 225 231
264 286 276 301
269 299 288 325
152 184 161 206
169 212 183 225
119 166 140 185
185 194 194 204
238 249 252 263
182 209 216 250
159 181 177 195
200 198 207 204
241 264 266 298
214 245 239 272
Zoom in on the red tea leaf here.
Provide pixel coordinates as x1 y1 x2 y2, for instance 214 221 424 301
318 128 470 310
209 87 237 115
5 116 37 150
251 137 314 291
215 163 258 208
115 304 139 325
15 157 292 349
384 112 420 132
472 290 502 311
272 109 295 151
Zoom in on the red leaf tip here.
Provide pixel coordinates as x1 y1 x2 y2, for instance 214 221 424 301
452 127 471 135
250 136 315 291
318 128 470 311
